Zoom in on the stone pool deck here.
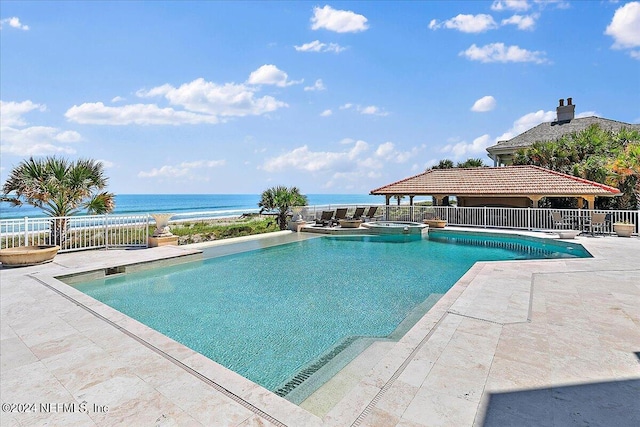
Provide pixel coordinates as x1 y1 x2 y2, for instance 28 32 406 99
1 230 639 426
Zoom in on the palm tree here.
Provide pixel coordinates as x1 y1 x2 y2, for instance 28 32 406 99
2 157 115 245
607 142 640 210
456 158 486 168
258 186 308 230
430 159 454 170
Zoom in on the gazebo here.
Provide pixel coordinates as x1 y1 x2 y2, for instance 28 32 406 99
370 165 620 209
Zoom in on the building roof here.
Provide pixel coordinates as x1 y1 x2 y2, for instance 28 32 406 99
370 165 621 197
486 117 640 153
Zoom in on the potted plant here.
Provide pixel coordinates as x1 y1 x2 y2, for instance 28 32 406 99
613 221 635 237
423 217 447 228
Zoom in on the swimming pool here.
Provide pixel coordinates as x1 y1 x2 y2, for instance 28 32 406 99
73 233 589 400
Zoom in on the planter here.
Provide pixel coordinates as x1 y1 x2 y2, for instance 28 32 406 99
338 219 363 228
0 245 60 267
613 223 635 238
423 219 447 228
556 230 581 239
150 213 174 237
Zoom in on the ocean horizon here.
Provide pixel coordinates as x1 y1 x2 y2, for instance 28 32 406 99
0 193 409 220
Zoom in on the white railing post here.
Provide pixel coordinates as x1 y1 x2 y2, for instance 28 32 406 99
104 214 109 250
527 207 531 230
23 216 29 246
483 206 487 228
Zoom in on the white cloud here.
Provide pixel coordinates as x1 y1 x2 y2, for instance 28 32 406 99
501 14 538 30
304 79 326 91
138 77 287 115
0 100 82 155
0 100 46 126
66 102 221 125
375 141 423 163
311 5 369 33
605 1 640 54
320 109 333 117
262 141 369 173
294 40 346 53
0 17 30 30
111 96 125 103
335 103 388 115
491 1 531 11
261 139 421 190
1 126 82 156
495 109 556 141
429 14 498 33
96 159 115 169
138 160 225 178
441 134 492 157
359 105 389 116
246 64 302 87
67 76 288 125
471 96 497 112
460 43 548 63
534 0 570 10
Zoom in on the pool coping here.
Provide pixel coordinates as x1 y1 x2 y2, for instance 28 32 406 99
2 229 638 426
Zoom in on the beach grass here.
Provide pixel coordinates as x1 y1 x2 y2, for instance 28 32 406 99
166 216 279 244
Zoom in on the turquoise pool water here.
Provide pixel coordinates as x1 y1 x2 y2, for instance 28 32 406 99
74 233 589 396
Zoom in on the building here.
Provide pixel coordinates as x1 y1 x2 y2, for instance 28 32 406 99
485 98 640 166
370 165 620 209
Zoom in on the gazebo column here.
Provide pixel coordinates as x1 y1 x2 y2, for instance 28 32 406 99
584 196 595 210
528 196 543 208
385 195 391 220
409 195 415 221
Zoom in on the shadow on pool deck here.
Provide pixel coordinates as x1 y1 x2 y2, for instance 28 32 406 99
480 378 640 426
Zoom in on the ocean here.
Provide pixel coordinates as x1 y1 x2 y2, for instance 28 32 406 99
0 194 390 220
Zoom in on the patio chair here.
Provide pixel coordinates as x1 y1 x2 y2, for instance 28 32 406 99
349 207 366 220
585 212 607 236
332 208 348 226
551 211 571 229
315 210 334 227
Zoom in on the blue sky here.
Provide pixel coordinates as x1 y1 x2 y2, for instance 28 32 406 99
1 1 639 195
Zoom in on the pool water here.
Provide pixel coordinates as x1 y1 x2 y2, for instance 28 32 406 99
74 233 589 397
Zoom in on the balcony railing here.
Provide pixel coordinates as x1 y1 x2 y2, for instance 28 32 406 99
1 206 637 253
0 214 149 252
298 205 639 235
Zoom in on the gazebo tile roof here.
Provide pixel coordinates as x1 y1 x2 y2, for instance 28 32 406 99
370 165 620 197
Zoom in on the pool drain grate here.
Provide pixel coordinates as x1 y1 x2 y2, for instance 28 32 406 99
274 336 360 397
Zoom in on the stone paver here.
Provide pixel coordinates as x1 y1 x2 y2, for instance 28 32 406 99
1 231 639 426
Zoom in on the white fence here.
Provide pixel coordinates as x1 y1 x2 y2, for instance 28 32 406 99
0 214 149 253
300 204 639 235
1 206 637 253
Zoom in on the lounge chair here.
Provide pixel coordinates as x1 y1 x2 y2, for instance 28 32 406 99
362 206 381 222
349 207 366 220
315 210 334 227
332 208 348 226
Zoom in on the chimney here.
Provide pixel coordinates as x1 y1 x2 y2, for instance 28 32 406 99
556 98 575 122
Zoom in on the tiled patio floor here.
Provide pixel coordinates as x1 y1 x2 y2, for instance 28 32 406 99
1 230 638 426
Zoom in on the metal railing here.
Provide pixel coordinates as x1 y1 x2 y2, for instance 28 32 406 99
298 204 639 235
0 214 149 253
